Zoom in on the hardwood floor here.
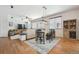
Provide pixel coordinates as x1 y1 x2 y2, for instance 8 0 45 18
0 37 79 54
0 38 37 54
48 38 79 54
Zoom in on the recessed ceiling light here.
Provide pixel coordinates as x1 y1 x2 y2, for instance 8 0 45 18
11 5 13 8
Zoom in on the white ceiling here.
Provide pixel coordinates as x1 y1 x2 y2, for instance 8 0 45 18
0 5 79 19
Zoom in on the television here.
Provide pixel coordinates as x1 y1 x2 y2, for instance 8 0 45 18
17 24 26 29
18 24 23 29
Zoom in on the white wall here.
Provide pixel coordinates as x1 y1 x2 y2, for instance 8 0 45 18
47 8 79 37
0 16 8 37
0 5 45 37
0 5 31 37
0 6 13 37
0 6 79 37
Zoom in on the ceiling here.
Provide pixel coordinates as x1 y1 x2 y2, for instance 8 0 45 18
0 5 79 19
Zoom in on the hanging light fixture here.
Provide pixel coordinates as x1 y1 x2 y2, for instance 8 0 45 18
42 6 47 22
42 6 47 17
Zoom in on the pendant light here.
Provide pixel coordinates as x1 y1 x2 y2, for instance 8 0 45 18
42 6 47 22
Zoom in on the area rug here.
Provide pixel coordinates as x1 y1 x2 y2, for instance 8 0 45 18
24 38 60 54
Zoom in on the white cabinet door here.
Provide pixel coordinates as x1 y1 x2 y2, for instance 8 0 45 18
20 35 26 41
32 23 37 29
37 22 46 29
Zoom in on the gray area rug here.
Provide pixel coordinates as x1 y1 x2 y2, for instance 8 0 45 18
24 38 60 54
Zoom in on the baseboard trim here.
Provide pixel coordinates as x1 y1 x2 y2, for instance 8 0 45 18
0 37 8 38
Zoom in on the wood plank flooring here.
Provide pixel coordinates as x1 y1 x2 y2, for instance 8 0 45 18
48 38 79 54
0 38 37 54
0 37 79 54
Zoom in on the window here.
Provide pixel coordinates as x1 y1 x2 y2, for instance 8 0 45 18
49 17 62 29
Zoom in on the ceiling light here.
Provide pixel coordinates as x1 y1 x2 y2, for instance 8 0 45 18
11 5 13 8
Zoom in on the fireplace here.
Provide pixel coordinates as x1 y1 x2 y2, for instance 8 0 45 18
69 31 76 39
